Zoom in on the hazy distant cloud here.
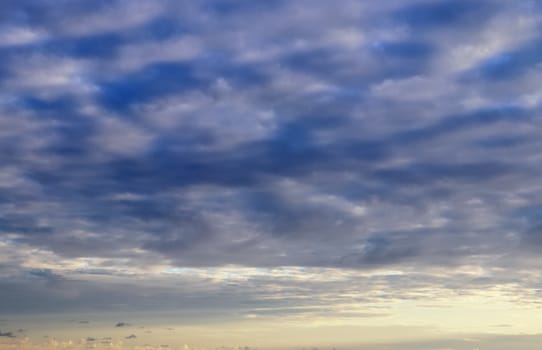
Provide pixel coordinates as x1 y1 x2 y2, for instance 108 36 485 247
115 322 129 328
125 334 137 339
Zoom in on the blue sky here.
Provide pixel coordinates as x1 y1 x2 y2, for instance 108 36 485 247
1 0 542 349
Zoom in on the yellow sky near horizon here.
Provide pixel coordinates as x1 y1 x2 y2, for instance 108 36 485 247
2 284 542 350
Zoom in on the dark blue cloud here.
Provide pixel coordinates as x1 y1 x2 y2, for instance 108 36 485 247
372 161 514 186
19 95 76 112
204 0 284 16
98 62 204 111
17 96 98 157
133 16 187 41
0 216 52 235
282 45 431 85
0 0 112 28
241 190 347 240
391 105 531 146
42 33 126 58
474 39 542 80
393 0 492 29
371 41 434 59
475 136 529 149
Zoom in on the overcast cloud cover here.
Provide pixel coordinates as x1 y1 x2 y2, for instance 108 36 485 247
1 0 542 348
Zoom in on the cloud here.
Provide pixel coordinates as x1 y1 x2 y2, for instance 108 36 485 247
0 330 15 338
472 39 542 80
392 0 493 30
115 322 129 328
97 62 204 111
29 269 64 283
125 334 137 339
521 224 542 247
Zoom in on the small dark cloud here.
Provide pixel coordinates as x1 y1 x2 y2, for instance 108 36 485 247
43 32 125 59
371 41 434 59
115 322 129 328
393 0 492 29
28 269 64 283
521 224 542 247
342 236 420 267
125 334 137 339
0 331 15 338
205 0 283 17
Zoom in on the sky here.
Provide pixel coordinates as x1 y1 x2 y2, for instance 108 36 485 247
1 0 542 349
